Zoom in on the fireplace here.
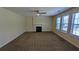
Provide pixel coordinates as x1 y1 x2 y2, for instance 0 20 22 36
36 26 42 32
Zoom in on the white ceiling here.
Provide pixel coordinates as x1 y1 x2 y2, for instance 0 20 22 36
4 7 71 16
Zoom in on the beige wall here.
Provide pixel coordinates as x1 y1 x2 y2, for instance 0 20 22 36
53 7 79 48
25 16 53 32
25 16 33 32
0 8 26 48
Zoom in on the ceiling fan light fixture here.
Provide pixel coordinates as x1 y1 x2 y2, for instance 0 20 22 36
36 13 40 16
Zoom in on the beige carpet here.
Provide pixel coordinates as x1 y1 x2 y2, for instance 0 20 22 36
0 32 79 51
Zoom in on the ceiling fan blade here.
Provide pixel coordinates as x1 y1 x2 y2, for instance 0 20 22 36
39 12 46 14
33 10 39 13
24 9 46 15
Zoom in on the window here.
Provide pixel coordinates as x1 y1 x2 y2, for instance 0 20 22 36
61 15 69 32
71 13 79 36
56 17 61 31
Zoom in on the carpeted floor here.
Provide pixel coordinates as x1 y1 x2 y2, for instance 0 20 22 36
0 32 79 51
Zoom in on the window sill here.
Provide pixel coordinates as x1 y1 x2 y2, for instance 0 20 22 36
57 30 79 40
69 33 79 40
55 31 79 48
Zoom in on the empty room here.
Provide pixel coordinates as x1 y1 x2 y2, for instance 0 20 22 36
0 7 79 51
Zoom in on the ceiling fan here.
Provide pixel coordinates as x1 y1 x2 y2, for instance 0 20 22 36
27 10 47 16
33 10 47 16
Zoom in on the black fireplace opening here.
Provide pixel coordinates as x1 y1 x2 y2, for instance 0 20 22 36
36 26 42 32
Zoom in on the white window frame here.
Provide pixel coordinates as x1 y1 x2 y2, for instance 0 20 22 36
56 17 61 31
61 15 69 33
70 12 79 37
